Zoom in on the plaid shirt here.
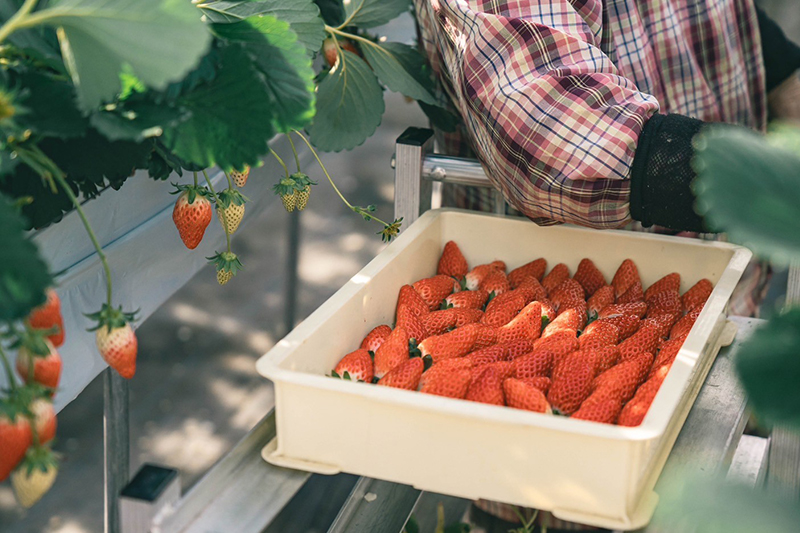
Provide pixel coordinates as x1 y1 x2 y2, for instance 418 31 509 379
414 0 770 528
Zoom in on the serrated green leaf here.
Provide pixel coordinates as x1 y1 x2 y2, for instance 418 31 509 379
307 50 384 151
735 308 800 430
343 0 410 29
213 16 315 131
0 192 52 321
360 42 436 105
13 68 87 138
162 44 275 169
33 0 211 111
200 0 325 54
90 100 188 142
693 125 800 266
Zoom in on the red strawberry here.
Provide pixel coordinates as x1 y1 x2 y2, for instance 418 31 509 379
611 259 640 298
444 289 489 310
422 308 483 338
374 327 409 378
618 324 660 361
533 331 580 361
502 338 536 359
586 314 641 340
396 305 426 342
333 348 374 382
464 261 506 291
420 366 472 399
0 412 32 482
547 357 595 414
413 275 459 311
508 258 547 287
682 279 713 311
572 393 622 424
649 338 684 378
496 302 542 343
593 352 654 402
539 299 557 323
671 308 702 340
513 349 554 378
28 288 65 347
519 376 552 395
360 325 392 353
470 361 514 385
480 270 511 297
503 378 551 413
482 291 526 327
542 307 586 337
397 285 429 318
646 290 682 318
578 321 619 349
593 345 621 374
472 324 498 349
617 280 644 304
466 345 507 366
437 241 469 279
551 279 585 312
96 324 138 380
418 324 479 363
173 187 212 250
599 302 647 319
573 259 606 297
419 358 472 390
322 37 360 67
552 350 601 382
377 357 423 390
16 341 62 389
645 273 681 302
465 367 505 405
643 312 681 339
587 285 615 318
30 398 56 445
542 263 570 296
618 371 667 426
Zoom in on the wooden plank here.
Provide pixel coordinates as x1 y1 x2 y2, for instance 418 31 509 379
327 478 421 533
727 435 769 489
411 493 471 531
394 128 434 227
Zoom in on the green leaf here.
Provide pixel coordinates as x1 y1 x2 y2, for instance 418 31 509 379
0 1 63 68
90 98 188 142
200 0 325 54
0 192 52 321
307 50 384 151
343 0 410 29
162 44 275 169
213 16 315 131
693 125 800 266
313 0 344 26
34 0 211 111
418 101 460 133
403 516 419 533
12 68 87 138
360 42 436 105
735 308 800 430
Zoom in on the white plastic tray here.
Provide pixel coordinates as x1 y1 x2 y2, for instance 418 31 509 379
256 209 751 530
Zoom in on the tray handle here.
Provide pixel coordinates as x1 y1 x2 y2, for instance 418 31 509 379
261 437 342 475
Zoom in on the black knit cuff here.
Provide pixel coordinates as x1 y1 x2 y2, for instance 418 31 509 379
757 6 800 92
630 113 709 233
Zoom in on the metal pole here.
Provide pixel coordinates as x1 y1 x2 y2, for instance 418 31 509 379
284 210 301 335
104 368 130 533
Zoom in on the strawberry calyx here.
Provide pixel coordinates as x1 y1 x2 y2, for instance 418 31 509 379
85 304 138 333
208 251 243 276
216 188 249 209
290 172 317 190
272 176 298 198
12 328 51 358
17 445 59 477
0 393 31 422
170 183 210 204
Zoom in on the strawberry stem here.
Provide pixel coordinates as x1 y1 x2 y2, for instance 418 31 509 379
286 134 301 172
269 148 290 178
223 170 234 190
201 169 232 253
0 343 17 393
0 0 39 45
193 171 198 187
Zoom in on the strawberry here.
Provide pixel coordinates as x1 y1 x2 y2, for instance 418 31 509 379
295 186 311 211
444 289 489 310
333 349 374 382
374 327 409 378
503 378 551 413
216 189 247 234
172 186 213 249
398 284 429 318
437 241 469 279
618 324 660 361
466 344 507 366
480 270 511 297
646 290 682 318
585 314 640 340
516 276 548 302
30 398 56 445
230 166 250 187
496 302 542 343
572 393 622 424
532 331 579 361
501 338 536 359
209 251 244 286
671 308 702 340
542 263 570 296
645 273 681 302
361 325 392 353
16 339 61 390
418 324 479 363
542 307 586 337
649 338 684 378
573 259 606 297
470 361 514 385
88 307 138 381
617 280 644 304
599 302 647 319
618 371 667 427
513 349 554 379
552 350 601 382
593 352 654 402
465 367 505 405
643 312 681 339
414 275 459 311
472 324 498 349
419 357 472 390
397 304 426 342
464 261 506 291
547 356 595 414
422 308 483 338
508 258 547 287
273 178 297 212
420 365 472 399
551 279 585 312
682 279 713 311
587 284 615 318
539 299 557 323
519 376 552 395
0 409 32 482
377 357 423 390
28 288 65 347
578 321 619 349
611 259 640 298
11 446 58 508
593 345 621 374
482 291 527 327
322 37 360 67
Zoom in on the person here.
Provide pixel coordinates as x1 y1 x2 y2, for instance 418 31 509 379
412 0 800 531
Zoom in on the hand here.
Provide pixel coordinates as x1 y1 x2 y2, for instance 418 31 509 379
768 71 800 124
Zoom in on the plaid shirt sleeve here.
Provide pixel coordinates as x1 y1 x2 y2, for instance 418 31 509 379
415 0 660 229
